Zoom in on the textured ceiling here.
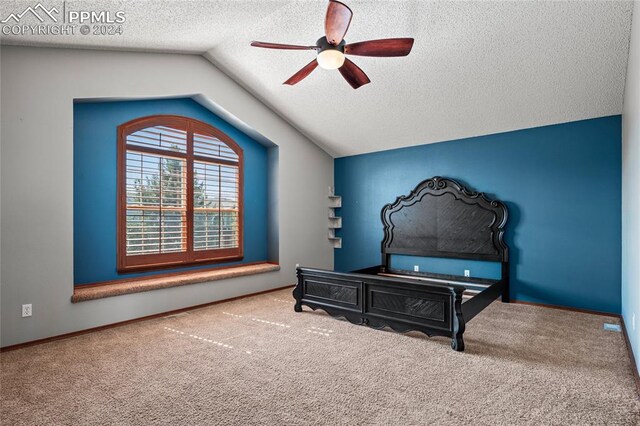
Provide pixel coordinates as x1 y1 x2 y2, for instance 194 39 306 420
0 1 634 157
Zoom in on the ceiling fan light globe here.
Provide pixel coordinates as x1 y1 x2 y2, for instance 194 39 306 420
317 49 345 70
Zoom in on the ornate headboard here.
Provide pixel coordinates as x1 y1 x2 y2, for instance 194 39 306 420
380 177 508 269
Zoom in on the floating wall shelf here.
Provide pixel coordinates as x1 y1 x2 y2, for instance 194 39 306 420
328 188 342 248
328 195 342 208
328 217 342 229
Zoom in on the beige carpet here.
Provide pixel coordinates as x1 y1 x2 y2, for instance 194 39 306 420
1 288 639 425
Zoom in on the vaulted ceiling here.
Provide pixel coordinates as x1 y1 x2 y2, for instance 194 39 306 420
1 1 634 157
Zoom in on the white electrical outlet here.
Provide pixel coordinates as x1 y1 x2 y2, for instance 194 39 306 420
414 265 419 272
464 270 470 277
22 304 32 318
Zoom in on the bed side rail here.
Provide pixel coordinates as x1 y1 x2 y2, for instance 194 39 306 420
461 281 505 322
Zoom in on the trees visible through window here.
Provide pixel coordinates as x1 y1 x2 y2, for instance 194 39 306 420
117 115 243 272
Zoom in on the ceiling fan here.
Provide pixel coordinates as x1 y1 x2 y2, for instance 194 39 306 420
250 0 414 89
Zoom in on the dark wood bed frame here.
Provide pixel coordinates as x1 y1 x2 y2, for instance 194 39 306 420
293 177 509 351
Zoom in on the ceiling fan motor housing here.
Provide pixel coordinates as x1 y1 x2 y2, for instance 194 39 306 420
317 36 346 53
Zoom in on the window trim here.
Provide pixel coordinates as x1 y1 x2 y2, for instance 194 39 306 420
117 115 244 273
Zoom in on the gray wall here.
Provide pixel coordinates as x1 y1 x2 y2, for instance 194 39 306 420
0 46 333 347
622 1 639 370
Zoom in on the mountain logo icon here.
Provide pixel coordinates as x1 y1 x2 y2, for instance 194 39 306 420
1 3 59 24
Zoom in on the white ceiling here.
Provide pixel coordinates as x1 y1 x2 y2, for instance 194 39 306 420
1 1 634 157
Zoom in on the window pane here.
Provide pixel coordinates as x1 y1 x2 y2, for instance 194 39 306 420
126 150 187 255
161 211 186 253
193 162 220 209
220 165 239 210
193 160 239 251
127 125 187 153
194 211 220 250
126 152 161 207
193 133 239 162
220 211 239 248
160 156 187 209
126 209 160 254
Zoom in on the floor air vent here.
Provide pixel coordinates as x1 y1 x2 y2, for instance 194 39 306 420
603 323 621 332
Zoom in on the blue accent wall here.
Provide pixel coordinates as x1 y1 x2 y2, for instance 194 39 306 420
73 98 269 285
392 256 502 280
335 116 622 314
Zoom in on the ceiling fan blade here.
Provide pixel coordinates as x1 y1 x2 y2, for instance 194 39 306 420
339 58 370 89
344 38 415 57
283 60 319 85
251 41 317 50
325 0 352 45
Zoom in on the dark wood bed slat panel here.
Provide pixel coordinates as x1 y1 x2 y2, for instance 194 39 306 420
305 281 358 304
294 177 510 351
367 285 449 324
368 289 446 322
302 276 362 312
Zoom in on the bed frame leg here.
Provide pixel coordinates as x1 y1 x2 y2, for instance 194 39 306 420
451 335 464 352
292 286 303 312
501 263 510 303
451 289 465 352
293 267 303 312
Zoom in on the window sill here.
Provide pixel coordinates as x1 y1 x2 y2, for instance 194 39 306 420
72 262 280 303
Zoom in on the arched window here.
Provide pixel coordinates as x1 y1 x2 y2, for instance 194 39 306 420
117 115 243 272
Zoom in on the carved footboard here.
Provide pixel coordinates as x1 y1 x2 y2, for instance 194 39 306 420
294 267 466 351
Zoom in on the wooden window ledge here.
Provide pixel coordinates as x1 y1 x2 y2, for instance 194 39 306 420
72 263 280 303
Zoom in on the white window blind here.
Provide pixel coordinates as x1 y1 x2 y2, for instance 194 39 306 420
125 126 188 256
193 161 240 251
122 123 241 263
194 133 239 163
126 125 188 153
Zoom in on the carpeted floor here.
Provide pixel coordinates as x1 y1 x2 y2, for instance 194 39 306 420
1 288 639 425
